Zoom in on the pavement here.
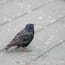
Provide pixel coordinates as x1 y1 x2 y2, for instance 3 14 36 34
0 0 65 65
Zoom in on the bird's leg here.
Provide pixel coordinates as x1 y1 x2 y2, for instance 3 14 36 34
22 47 27 52
23 46 32 52
15 46 21 50
22 47 30 52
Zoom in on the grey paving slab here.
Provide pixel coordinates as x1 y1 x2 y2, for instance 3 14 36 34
0 0 65 65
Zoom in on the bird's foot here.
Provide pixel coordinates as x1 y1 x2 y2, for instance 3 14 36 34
22 47 32 52
15 46 21 50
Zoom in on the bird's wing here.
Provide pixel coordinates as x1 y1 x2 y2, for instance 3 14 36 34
21 35 31 44
10 30 25 43
12 29 32 44
19 31 33 44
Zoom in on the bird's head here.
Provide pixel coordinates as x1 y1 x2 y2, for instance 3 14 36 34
25 24 34 32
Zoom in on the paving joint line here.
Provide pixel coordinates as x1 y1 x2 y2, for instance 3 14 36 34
0 0 55 27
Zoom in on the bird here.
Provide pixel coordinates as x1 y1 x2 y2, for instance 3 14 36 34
5 23 34 51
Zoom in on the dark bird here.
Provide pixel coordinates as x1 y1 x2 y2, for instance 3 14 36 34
5 23 34 51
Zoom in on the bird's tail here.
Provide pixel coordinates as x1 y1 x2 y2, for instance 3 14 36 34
5 45 11 51
5 41 16 51
4 42 14 51
0 45 11 52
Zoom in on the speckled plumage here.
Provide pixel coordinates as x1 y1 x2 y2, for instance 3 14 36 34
5 24 34 50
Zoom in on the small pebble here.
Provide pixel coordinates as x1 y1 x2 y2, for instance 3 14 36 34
16 61 20 64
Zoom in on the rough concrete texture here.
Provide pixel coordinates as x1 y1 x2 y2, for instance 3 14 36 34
0 0 65 65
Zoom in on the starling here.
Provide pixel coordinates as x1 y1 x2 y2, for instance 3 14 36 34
5 24 34 51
